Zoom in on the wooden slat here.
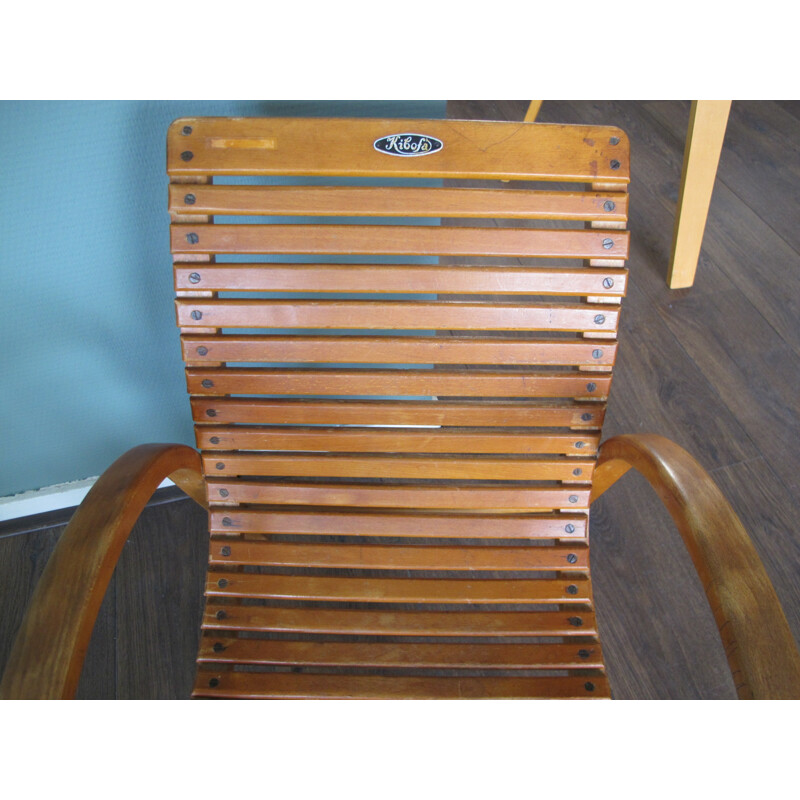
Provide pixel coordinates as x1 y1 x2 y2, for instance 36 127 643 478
206 482 592 512
168 117 629 185
202 603 598 636
191 398 606 428
207 539 589 570
203 453 595 481
174 264 629 296
197 427 600 455
168 184 628 220
192 671 610 699
205 509 589 538
182 335 618 366
205 573 591 603
171 223 629 259
187 369 612 398
197 638 605 669
176 300 620 332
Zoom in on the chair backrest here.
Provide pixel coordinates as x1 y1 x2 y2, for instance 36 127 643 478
168 117 630 698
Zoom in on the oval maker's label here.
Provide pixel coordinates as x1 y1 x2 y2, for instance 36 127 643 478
374 133 443 157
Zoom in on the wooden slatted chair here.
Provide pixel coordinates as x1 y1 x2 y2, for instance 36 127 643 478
3 117 799 700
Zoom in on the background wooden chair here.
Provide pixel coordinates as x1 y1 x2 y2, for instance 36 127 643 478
2 117 798 699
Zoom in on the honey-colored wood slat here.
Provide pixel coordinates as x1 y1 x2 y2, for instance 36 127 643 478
169 184 629 220
174 264 628 296
182 335 618 366
207 539 589 570
197 427 600 455
192 671 610 699
171 223 629 259
206 481 592 512
202 603 598 636
168 117 629 184
191 398 606 428
204 452 595 481
206 573 592 603
197 637 605 669
187 369 611 398
176 300 620 332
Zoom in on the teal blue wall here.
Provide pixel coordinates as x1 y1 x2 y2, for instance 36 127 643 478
0 100 446 497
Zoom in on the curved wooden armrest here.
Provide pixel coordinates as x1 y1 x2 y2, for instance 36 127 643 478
0 443 206 700
592 434 800 699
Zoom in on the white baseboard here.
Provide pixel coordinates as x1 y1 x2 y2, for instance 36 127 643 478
0 478 174 523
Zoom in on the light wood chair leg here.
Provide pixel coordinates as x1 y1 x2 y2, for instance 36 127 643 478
524 101 542 123
667 100 732 289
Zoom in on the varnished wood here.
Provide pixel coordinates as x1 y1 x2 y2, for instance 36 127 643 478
592 434 800 699
0 444 206 700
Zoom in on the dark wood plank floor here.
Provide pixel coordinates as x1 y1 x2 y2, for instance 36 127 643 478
1 100 797 699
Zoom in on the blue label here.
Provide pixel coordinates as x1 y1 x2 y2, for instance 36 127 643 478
374 133 444 157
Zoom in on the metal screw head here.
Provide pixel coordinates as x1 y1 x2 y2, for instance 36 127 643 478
201 379 214 388
191 310 203 320
610 159 621 170
220 546 231 557
180 150 194 161
566 584 578 594
575 441 585 449
580 413 592 422
592 349 603 359
213 642 225 653
182 125 193 135
222 517 232 526
184 193 196 205
196 346 208 356
602 277 615 289
594 314 605 325
586 382 597 393
215 462 225 470
564 523 576 534
210 436 220 444
573 468 582 476
215 609 227 620
206 409 217 417
566 554 578 564
208 678 220 687
578 649 591 659
609 136 620 145
603 200 616 212
584 681 596 692
219 488 229 498
188 272 201 283
568 495 578 504
186 232 199 244
568 616 584 627
218 578 229 588
602 238 614 249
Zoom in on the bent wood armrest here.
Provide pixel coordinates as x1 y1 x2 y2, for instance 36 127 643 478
592 434 800 699
0 444 206 700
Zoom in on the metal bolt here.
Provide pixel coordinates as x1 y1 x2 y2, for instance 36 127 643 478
186 232 199 244
594 314 605 325
578 649 590 659
215 609 227 620
568 616 584 627
580 413 592 422
202 379 214 388
585 682 596 692
184 193 196 205
182 125 193 135
602 277 615 289
206 409 217 417
218 578 229 588
215 462 225 470
210 436 220 444
180 150 194 161
564 523 576 534
610 159 621 170
592 349 603 360
575 441 585 449
603 200 616 212
213 642 225 653
586 382 597 392
602 238 614 249
196 346 208 356
566 584 578 595
219 488 229 497
191 310 203 320
573 468 582 476
222 517 232 526
209 678 219 687
568 495 578 504
220 546 231 557
567 554 578 564
189 272 201 283
609 136 620 145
